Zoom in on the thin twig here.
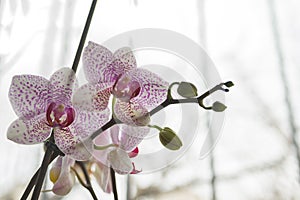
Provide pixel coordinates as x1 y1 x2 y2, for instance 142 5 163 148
110 168 118 200
268 0 300 182
76 161 98 200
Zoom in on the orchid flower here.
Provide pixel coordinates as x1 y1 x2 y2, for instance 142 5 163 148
7 68 109 160
93 124 149 175
73 41 169 126
50 156 75 196
49 156 113 195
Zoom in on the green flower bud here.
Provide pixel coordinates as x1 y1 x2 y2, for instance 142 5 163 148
177 82 198 98
212 101 227 112
159 127 183 150
224 81 234 87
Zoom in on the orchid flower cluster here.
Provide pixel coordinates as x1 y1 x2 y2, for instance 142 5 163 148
7 41 233 199
7 42 164 196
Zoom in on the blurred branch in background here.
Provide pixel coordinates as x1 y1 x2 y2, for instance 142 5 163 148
133 153 287 199
59 0 76 67
38 0 60 75
197 0 217 200
267 0 300 182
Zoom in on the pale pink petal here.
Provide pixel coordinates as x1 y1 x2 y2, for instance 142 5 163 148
93 127 114 166
83 41 114 83
9 75 50 119
7 113 51 144
108 148 133 174
119 125 149 151
49 68 78 105
110 125 120 144
54 128 92 161
50 156 63 183
94 161 112 193
52 156 75 196
110 47 136 75
114 100 150 126
72 83 113 112
123 68 169 110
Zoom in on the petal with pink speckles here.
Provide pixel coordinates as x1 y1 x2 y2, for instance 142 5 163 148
122 68 169 110
8 75 50 119
114 100 150 126
119 125 149 151
49 68 78 106
72 83 113 112
72 108 110 139
7 113 51 144
110 47 137 75
54 128 92 161
83 41 114 83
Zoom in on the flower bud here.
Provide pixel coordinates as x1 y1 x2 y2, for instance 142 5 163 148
159 127 183 150
177 82 198 98
212 101 227 112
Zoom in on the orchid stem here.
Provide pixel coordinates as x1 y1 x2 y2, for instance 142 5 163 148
76 161 98 200
21 153 58 200
88 81 233 140
150 82 232 116
72 0 98 73
31 146 53 200
110 167 118 200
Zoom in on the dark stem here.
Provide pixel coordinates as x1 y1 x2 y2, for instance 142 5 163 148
71 0 98 72
150 82 230 116
76 161 98 200
20 153 59 200
87 82 232 140
21 0 99 199
90 117 117 140
31 146 53 200
110 168 118 200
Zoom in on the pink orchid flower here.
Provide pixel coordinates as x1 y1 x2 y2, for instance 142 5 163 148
50 156 113 195
50 156 75 196
93 124 149 175
73 41 169 126
7 68 109 160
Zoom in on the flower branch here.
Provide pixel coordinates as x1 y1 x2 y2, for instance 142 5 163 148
74 161 98 200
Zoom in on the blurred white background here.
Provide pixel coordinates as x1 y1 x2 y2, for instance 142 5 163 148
1 0 300 199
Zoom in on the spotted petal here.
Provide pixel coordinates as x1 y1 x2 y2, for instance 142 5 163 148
8 75 50 119
7 113 51 144
83 41 114 83
110 47 137 76
119 125 149 151
123 68 169 110
114 100 150 126
54 128 92 161
72 83 113 112
49 68 78 106
72 108 110 138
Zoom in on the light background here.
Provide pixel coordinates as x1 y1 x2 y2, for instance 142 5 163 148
1 0 300 199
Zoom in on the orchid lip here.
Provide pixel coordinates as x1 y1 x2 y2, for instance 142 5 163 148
112 76 141 102
46 102 75 128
